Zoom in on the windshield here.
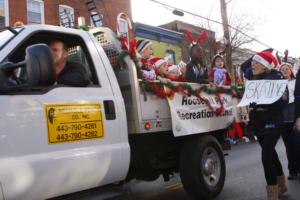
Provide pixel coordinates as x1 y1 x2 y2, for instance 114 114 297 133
0 28 22 50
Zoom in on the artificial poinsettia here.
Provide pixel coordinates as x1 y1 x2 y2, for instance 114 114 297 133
129 39 137 60
119 36 128 51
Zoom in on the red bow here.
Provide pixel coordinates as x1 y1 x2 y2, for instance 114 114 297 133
119 36 128 50
129 39 136 59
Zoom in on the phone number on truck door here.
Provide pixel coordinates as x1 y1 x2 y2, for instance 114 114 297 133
45 103 104 144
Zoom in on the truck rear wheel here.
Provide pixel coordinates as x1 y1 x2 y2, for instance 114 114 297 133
179 135 225 200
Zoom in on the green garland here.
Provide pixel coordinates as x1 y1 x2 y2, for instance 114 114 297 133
116 49 245 115
116 51 129 70
116 50 246 115
140 79 244 98
117 51 143 79
78 25 89 31
116 50 244 98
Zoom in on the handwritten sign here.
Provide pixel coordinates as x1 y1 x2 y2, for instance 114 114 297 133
237 80 288 107
288 80 296 103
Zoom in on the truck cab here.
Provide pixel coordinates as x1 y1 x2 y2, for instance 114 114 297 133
0 25 130 200
0 24 233 200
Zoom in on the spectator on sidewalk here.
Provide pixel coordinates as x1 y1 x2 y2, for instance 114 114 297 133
280 63 299 180
292 65 300 179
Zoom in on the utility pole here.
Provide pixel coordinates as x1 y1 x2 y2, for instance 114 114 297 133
220 0 233 77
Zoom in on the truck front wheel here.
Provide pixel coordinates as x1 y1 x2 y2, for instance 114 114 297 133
179 135 225 200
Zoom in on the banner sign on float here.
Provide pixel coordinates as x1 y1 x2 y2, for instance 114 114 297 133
164 87 234 137
237 80 288 107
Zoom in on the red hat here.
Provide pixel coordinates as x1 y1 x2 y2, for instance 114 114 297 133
150 57 167 68
168 65 178 71
252 52 279 68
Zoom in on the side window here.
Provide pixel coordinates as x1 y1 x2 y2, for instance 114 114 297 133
59 5 75 28
67 45 92 80
5 32 100 93
165 49 176 65
27 0 45 24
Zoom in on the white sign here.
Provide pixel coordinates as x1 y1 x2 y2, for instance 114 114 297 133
288 80 296 104
237 80 288 107
165 87 234 137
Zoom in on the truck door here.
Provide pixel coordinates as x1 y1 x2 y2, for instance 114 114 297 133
0 28 130 200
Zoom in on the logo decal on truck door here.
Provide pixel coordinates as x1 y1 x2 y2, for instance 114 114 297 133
45 103 104 144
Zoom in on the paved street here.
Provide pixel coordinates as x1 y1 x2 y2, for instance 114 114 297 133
55 139 300 200
123 139 300 200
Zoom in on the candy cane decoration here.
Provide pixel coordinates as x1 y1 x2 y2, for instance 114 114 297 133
117 13 132 50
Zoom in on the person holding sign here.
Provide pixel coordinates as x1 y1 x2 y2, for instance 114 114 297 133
248 52 288 200
280 63 299 180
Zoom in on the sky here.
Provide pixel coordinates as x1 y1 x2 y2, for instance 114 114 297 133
131 0 300 57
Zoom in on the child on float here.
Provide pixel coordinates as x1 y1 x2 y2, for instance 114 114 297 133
168 61 187 82
209 54 231 86
150 58 186 82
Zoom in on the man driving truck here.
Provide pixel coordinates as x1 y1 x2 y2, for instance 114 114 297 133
49 39 90 87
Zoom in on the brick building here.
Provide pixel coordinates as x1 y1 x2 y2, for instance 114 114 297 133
0 0 132 33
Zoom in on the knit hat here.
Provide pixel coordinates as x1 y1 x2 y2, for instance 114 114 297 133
252 52 278 68
150 57 167 68
136 40 152 54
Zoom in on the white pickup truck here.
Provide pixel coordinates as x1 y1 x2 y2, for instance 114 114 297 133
0 25 236 200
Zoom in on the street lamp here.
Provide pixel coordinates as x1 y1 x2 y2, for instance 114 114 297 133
172 9 184 17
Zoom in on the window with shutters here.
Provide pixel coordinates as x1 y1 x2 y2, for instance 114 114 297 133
27 0 44 24
59 5 74 28
0 0 9 29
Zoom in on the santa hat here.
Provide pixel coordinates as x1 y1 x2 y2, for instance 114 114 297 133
136 40 152 54
150 57 167 68
168 65 179 72
252 52 279 68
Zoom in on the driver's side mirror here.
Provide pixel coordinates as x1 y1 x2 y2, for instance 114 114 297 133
0 43 55 93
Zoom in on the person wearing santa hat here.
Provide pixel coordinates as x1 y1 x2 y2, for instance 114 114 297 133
150 57 186 82
249 51 288 200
